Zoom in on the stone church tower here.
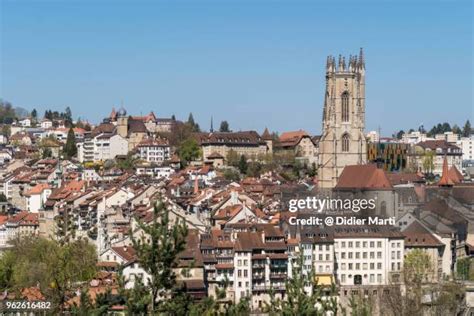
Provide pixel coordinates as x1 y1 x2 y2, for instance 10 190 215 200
318 49 367 188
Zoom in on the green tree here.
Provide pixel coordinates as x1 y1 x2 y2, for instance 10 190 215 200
238 155 248 174
463 120 472 137
0 237 97 314
178 138 201 166
116 152 138 170
42 147 53 159
264 252 338 315
187 113 200 132
345 293 373 316
396 130 404 139
65 106 73 126
64 127 77 159
226 149 240 167
1 125 11 138
223 168 240 181
219 121 230 132
31 108 38 120
130 200 188 313
452 124 462 135
246 161 262 177
422 150 434 174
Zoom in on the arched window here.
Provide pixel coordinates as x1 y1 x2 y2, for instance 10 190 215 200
341 91 349 122
342 134 350 152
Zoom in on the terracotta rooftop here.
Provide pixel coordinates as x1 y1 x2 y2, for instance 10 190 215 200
335 164 393 190
23 183 50 196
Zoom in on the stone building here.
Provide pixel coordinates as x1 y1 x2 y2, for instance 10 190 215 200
196 131 269 163
274 130 318 165
318 49 367 189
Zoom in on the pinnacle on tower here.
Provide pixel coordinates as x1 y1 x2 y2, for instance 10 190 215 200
359 47 365 69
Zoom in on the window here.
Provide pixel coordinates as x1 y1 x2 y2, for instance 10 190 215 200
341 91 350 122
342 134 350 152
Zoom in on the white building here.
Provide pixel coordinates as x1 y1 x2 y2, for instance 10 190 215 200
412 140 463 175
402 131 433 144
136 138 170 164
24 183 52 213
82 168 102 182
135 164 175 179
94 134 128 162
41 119 53 129
366 130 380 143
458 135 474 161
435 131 459 144
19 118 31 127
78 133 128 163
335 235 404 286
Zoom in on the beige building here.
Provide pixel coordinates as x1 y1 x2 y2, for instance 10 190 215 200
275 130 318 165
318 49 367 188
197 131 269 163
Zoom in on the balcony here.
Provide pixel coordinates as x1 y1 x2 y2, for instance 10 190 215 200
270 273 287 279
252 263 265 269
252 284 266 291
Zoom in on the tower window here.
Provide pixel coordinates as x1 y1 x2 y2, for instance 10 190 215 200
341 91 349 122
342 134 350 152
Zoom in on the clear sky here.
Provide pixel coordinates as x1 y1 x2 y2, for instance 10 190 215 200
1 0 472 136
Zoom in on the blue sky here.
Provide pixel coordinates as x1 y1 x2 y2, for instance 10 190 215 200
1 0 472 136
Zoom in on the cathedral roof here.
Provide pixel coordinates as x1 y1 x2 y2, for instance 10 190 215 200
335 164 392 190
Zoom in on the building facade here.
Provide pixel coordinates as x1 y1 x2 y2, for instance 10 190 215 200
318 49 367 188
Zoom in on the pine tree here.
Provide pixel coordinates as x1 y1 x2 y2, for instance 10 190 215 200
463 120 472 137
219 120 230 132
130 200 188 313
64 128 77 159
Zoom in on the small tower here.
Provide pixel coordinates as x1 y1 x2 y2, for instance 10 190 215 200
262 128 273 154
116 107 128 138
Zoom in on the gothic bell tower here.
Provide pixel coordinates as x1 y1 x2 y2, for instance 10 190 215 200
318 48 367 189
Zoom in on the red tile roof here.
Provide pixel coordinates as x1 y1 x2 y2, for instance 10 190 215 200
23 183 50 196
335 164 392 190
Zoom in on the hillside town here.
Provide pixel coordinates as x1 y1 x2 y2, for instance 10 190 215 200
0 51 473 315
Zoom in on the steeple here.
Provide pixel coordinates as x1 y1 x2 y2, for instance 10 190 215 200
210 116 214 133
438 155 454 186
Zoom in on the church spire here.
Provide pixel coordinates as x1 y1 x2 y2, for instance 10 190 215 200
210 116 214 133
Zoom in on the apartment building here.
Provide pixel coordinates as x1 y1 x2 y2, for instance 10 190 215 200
200 226 288 310
78 132 128 163
410 140 463 175
136 138 170 164
334 226 405 287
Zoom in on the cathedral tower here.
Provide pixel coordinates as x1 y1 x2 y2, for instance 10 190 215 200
318 48 367 188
